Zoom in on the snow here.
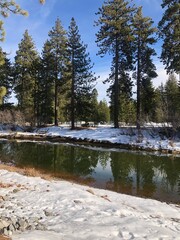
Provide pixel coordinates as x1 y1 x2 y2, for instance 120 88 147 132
0 169 180 240
0 125 180 239
0 124 179 153
33 125 180 152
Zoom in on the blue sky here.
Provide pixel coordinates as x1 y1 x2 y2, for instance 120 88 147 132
1 0 169 101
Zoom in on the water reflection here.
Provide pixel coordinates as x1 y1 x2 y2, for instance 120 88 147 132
0 140 179 203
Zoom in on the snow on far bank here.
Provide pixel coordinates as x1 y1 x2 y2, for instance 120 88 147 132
0 169 180 240
35 125 180 153
0 124 180 153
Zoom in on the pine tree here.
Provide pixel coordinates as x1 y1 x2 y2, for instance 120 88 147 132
0 86 6 105
0 53 13 103
14 30 39 124
33 57 43 126
105 64 134 124
97 99 110 124
48 18 69 126
95 0 135 128
154 84 167 123
164 74 180 127
132 7 157 129
0 0 44 42
38 40 55 124
68 17 96 128
0 1 44 67
141 78 156 122
158 0 180 75
90 88 99 124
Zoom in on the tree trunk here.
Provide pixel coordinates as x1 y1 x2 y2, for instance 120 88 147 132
114 35 119 128
71 52 75 130
137 37 141 131
54 70 58 126
54 81 58 126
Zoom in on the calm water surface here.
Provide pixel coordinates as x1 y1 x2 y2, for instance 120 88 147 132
0 140 179 203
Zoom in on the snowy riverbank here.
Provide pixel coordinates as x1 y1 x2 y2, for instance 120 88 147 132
0 169 180 240
0 125 180 154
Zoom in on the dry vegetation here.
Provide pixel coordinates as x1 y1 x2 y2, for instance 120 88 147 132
0 236 11 240
0 110 25 125
0 164 53 181
0 163 96 189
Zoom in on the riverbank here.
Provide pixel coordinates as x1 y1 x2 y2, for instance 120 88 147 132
0 125 180 154
0 125 180 239
0 169 180 240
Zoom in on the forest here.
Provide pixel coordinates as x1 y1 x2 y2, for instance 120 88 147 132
0 0 179 130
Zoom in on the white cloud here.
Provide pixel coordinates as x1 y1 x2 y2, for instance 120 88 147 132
39 0 57 19
96 71 110 101
95 62 174 102
153 63 168 87
152 62 179 87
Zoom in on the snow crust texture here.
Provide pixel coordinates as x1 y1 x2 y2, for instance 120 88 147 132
0 170 180 240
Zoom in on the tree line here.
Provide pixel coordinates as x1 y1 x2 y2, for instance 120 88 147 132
0 0 179 129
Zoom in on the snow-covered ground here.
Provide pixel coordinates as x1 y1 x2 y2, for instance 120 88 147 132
0 169 180 240
0 124 180 153
0 124 180 239
36 125 180 152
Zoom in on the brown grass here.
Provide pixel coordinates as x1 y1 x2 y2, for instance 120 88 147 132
0 235 11 240
0 164 97 192
0 164 53 181
0 164 95 186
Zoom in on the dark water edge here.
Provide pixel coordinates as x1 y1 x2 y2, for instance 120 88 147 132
0 139 180 204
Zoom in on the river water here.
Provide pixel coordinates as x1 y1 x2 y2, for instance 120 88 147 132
0 140 179 203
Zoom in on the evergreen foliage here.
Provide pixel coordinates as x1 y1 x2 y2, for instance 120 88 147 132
0 86 6 105
68 18 97 128
48 18 69 125
0 0 44 41
0 2 179 129
153 75 180 129
90 88 99 123
0 53 13 103
106 66 134 124
158 0 180 74
97 99 110 124
164 74 180 127
95 0 135 128
14 30 40 124
132 7 157 128
38 40 55 124
153 84 167 123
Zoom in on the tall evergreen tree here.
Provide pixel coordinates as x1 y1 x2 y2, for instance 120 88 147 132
39 40 55 124
68 17 96 128
95 0 135 128
141 78 156 122
158 0 180 75
132 7 157 129
105 64 134 124
48 18 68 126
164 74 180 127
154 84 167 123
0 53 13 103
97 99 110 124
14 30 39 124
90 88 99 123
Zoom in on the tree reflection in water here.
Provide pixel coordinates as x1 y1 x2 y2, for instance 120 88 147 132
0 140 179 203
